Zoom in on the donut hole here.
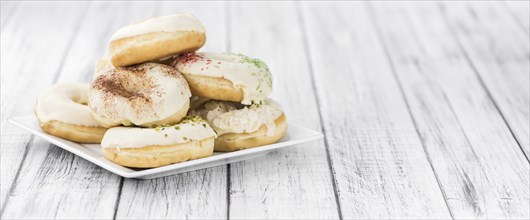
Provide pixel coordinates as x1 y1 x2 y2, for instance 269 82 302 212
69 93 89 106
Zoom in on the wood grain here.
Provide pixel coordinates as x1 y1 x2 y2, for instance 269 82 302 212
227 2 340 219
370 2 530 218
1 2 161 218
441 1 530 160
503 0 530 32
114 2 229 219
1 2 529 218
0 1 88 216
56 2 157 83
1 2 162 219
300 2 451 218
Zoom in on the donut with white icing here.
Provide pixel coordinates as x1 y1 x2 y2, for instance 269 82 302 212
173 52 273 105
190 98 287 151
109 13 206 67
93 54 176 80
34 83 108 143
94 54 114 79
101 116 217 168
88 63 191 128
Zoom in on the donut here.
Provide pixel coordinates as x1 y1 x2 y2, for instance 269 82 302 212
34 83 108 143
94 54 114 79
88 63 191 128
101 116 217 168
190 98 287 152
109 13 206 67
94 54 177 80
190 96 211 110
93 55 177 80
173 52 272 105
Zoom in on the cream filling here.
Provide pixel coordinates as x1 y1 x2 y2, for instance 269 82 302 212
190 98 283 136
35 83 100 127
175 52 272 105
101 119 216 149
111 13 205 41
89 64 191 125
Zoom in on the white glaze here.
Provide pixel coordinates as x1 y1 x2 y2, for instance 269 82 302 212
35 83 101 127
175 52 273 105
88 63 191 126
93 54 113 79
101 119 216 149
190 98 283 136
110 13 205 41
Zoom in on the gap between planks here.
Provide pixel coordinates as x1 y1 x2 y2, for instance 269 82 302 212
365 2 455 219
295 2 344 219
225 3 232 220
0 3 90 216
438 2 530 162
226 2 339 219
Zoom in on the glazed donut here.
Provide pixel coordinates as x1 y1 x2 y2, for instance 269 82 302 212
89 63 191 128
94 54 178 80
190 98 287 152
173 52 272 105
109 13 206 67
101 116 217 168
34 83 108 143
190 96 211 110
94 54 114 79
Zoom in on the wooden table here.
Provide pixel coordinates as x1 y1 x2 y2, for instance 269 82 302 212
1 1 529 219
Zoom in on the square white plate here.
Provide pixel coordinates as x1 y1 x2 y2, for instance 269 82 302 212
9 115 323 179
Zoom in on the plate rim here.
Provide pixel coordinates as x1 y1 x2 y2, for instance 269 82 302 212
9 115 324 178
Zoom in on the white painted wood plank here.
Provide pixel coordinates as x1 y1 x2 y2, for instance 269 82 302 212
370 2 530 218
227 2 339 219
56 2 158 83
301 2 451 218
2 141 121 219
0 1 87 214
114 2 228 219
1 2 161 219
0 2 123 218
503 0 530 32
441 1 530 160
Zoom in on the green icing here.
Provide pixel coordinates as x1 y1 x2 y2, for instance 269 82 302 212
180 115 207 124
233 53 269 71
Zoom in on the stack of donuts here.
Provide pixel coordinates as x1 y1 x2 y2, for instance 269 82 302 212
34 13 287 168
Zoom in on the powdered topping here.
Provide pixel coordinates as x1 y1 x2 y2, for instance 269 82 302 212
173 52 204 65
174 52 273 105
101 117 216 149
89 63 191 126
